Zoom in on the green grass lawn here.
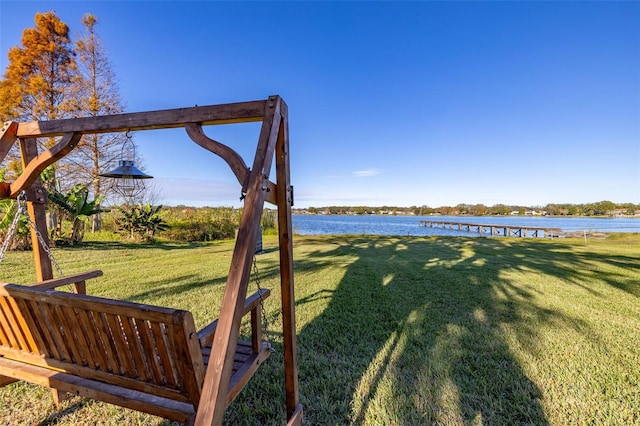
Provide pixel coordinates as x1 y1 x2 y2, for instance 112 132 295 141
0 234 638 425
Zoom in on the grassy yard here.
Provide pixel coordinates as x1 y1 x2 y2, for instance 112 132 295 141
0 234 638 425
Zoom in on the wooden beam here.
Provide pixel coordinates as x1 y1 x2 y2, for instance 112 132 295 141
0 121 18 164
10 133 82 198
16 100 267 138
274 101 301 422
195 96 282 426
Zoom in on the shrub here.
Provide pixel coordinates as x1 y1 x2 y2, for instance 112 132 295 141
114 204 168 242
100 206 277 243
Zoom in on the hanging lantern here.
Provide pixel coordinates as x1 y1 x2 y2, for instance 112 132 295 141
99 131 152 196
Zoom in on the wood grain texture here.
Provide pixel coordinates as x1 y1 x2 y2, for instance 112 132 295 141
16 100 268 138
11 133 82 198
18 138 53 280
0 122 17 164
275 99 302 422
25 270 103 291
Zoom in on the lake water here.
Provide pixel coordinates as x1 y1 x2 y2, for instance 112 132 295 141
292 215 640 237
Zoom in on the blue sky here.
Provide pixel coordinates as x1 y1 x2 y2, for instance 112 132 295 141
1 1 639 208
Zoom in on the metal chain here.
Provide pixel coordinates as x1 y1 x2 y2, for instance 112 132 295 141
0 190 64 278
27 214 64 277
252 254 275 352
0 192 27 264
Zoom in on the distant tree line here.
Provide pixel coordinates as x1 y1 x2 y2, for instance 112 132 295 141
299 201 639 217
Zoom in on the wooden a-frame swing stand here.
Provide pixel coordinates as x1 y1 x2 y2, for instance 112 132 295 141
0 96 302 425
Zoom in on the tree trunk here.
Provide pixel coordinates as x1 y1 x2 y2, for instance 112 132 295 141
46 210 58 237
71 218 85 244
56 208 64 239
92 212 102 232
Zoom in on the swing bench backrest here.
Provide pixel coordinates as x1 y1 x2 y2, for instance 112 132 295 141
0 270 271 423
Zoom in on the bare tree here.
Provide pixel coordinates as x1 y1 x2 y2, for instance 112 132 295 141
64 13 128 230
1 12 153 232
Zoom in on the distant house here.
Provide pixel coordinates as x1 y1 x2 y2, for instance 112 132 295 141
511 210 546 216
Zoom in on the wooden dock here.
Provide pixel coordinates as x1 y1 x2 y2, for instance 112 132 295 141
418 220 563 238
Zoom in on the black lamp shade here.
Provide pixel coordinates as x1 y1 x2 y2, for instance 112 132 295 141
100 160 153 180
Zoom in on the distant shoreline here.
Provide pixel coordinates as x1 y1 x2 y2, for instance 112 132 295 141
293 212 640 219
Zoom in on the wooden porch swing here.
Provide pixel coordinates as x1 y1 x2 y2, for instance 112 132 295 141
0 96 302 425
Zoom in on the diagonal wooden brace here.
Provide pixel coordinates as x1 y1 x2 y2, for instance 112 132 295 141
0 122 18 199
0 121 18 164
185 123 277 205
185 123 250 187
9 132 82 198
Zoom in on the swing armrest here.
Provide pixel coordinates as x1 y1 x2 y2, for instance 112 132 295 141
197 288 270 348
29 270 103 294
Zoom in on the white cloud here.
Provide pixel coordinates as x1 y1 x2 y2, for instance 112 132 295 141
353 169 381 177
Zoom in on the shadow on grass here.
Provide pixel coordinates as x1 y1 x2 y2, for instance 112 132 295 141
6 235 636 425
123 273 228 303
74 240 218 251
289 235 639 425
68 240 233 307
36 398 94 426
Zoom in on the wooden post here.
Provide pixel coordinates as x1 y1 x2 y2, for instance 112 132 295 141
195 96 283 426
19 138 53 281
275 100 302 424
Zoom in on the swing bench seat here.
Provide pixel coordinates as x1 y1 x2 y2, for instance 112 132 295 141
0 270 271 423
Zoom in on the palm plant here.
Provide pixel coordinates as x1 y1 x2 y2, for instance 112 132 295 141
47 184 107 244
0 169 30 250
